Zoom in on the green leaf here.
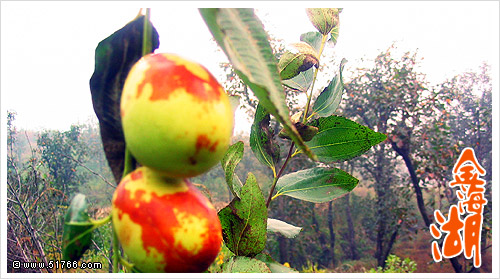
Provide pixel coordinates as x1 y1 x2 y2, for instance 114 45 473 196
282 67 314 92
330 25 340 45
300 31 323 54
62 194 94 261
222 256 271 273
254 253 299 273
312 58 347 117
250 104 280 172
278 42 319 80
306 8 340 35
221 141 244 198
89 15 159 183
199 8 317 161
273 167 358 203
304 115 387 162
218 173 267 257
267 218 302 238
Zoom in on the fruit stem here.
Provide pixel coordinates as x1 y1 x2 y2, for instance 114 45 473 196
122 148 135 178
119 257 135 272
142 8 152 57
91 214 111 228
112 226 119 273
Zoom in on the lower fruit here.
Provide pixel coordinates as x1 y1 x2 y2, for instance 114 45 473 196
111 167 222 272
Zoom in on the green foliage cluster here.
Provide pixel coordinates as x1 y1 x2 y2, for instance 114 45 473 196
198 8 388 272
368 254 417 273
37 126 89 199
6 112 115 273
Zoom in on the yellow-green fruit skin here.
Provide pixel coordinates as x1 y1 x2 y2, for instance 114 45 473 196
121 53 234 178
112 167 222 273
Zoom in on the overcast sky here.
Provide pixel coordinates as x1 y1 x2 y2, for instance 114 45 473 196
1 1 498 133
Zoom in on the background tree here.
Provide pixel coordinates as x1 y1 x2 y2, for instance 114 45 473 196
37 125 89 201
430 63 493 272
340 46 423 268
342 45 492 272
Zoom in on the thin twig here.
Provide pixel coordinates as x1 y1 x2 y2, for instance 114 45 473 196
92 239 112 267
60 153 115 189
7 219 30 263
10 164 52 273
266 142 295 207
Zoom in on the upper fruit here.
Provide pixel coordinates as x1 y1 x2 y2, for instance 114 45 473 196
121 53 234 178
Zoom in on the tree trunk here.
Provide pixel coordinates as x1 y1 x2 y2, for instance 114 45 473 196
373 179 388 267
375 204 386 267
381 222 401 269
327 201 335 268
278 236 288 264
344 194 359 260
390 140 463 273
311 204 329 268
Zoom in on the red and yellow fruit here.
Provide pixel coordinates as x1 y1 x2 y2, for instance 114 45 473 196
120 53 234 178
111 167 222 273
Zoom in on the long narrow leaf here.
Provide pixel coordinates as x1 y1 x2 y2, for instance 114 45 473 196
199 8 317 161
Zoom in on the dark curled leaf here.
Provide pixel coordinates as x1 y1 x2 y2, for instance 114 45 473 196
62 194 93 261
89 15 159 183
278 42 319 80
218 173 267 257
250 103 280 171
279 122 318 142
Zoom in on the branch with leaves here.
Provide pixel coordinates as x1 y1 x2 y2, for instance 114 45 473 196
62 8 387 273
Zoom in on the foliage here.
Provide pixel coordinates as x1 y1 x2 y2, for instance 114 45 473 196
7 113 116 273
342 44 492 272
63 7 384 273
7 7 492 275
430 64 493 272
89 14 159 183
218 173 268 257
300 260 329 273
368 254 417 273
37 125 89 199
341 45 423 267
198 7 387 272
